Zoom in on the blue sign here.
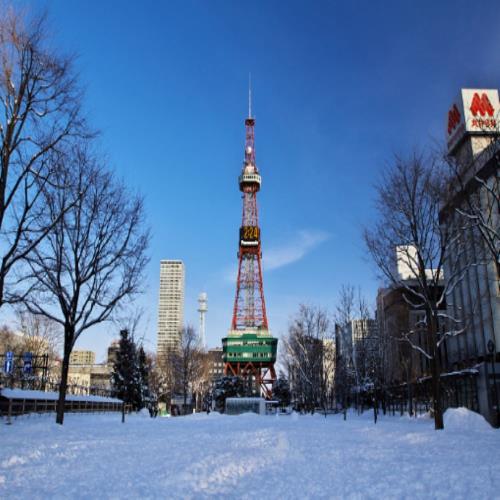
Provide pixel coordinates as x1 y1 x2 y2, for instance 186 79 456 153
3 351 14 374
23 352 33 375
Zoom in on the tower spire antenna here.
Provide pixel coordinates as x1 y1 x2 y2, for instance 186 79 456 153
248 73 252 118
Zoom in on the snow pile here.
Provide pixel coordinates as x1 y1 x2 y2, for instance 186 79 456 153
443 407 492 432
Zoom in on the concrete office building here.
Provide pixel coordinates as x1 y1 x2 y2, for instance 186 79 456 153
69 350 96 366
107 340 120 368
375 246 446 384
336 319 377 392
67 344 116 394
157 260 185 355
376 90 500 424
67 364 112 392
207 347 224 381
441 88 500 425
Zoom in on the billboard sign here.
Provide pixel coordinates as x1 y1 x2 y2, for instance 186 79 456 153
23 352 33 375
446 89 500 153
3 351 14 374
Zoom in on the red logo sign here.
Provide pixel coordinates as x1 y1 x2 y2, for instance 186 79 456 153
470 92 494 117
447 104 461 135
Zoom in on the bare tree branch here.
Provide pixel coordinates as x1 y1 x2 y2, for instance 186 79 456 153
363 151 473 430
17 144 150 424
0 7 89 307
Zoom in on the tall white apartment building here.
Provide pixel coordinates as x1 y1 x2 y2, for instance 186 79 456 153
157 260 185 355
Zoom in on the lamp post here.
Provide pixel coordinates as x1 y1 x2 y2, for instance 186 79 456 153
487 339 499 427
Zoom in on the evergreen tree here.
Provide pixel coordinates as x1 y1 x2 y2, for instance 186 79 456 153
112 329 141 410
212 376 245 412
273 377 291 407
137 346 151 408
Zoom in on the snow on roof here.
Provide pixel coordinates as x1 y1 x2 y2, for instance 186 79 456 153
225 397 265 402
417 367 479 383
1 388 122 404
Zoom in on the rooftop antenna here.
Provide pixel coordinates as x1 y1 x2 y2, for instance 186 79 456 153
248 73 252 118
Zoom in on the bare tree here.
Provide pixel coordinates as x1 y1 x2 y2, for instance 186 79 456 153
352 291 376 394
16 309 62 358
364 153 471 430
113 305 147 346
335 284 355 327
445 151 499 281
151 351 176 411
192 349 212 412
334 285 377 414
0 323 18 353
282 305 333 414
0 6 87 307
334 285 355 411
171 325 204 413
19 145 149 424
375 296 400 414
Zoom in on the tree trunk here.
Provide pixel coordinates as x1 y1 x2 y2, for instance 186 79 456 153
429 310 443 430
183 378 188 415
407 362 413 417
430 355 443 429
56 349 70 424
408 382 413 417
0 272 4 310
56 329 74 425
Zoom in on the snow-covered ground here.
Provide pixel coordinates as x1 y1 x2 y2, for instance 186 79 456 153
0 408 499 499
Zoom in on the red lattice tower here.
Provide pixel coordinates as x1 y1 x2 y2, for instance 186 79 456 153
222 93 277 399
231 115 268 330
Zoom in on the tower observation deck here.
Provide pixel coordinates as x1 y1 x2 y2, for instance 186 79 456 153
222 100 278 399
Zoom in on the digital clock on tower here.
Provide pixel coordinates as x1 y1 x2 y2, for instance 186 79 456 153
240 226 260 243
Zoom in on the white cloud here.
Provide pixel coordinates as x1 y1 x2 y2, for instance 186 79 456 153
222 229 330 283
263 229 330 271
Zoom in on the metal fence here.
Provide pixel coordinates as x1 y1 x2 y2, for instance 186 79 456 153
0 397 123 420
352 371 479 417
0 352 129 423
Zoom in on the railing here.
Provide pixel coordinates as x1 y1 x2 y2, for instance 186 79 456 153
0 396 125 423
344 369 479 418
0 398 123 416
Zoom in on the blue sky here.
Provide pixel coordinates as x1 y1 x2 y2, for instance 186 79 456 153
10 0 500 360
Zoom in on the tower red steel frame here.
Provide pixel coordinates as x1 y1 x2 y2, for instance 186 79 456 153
231 116 268 331
222 99 277 399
